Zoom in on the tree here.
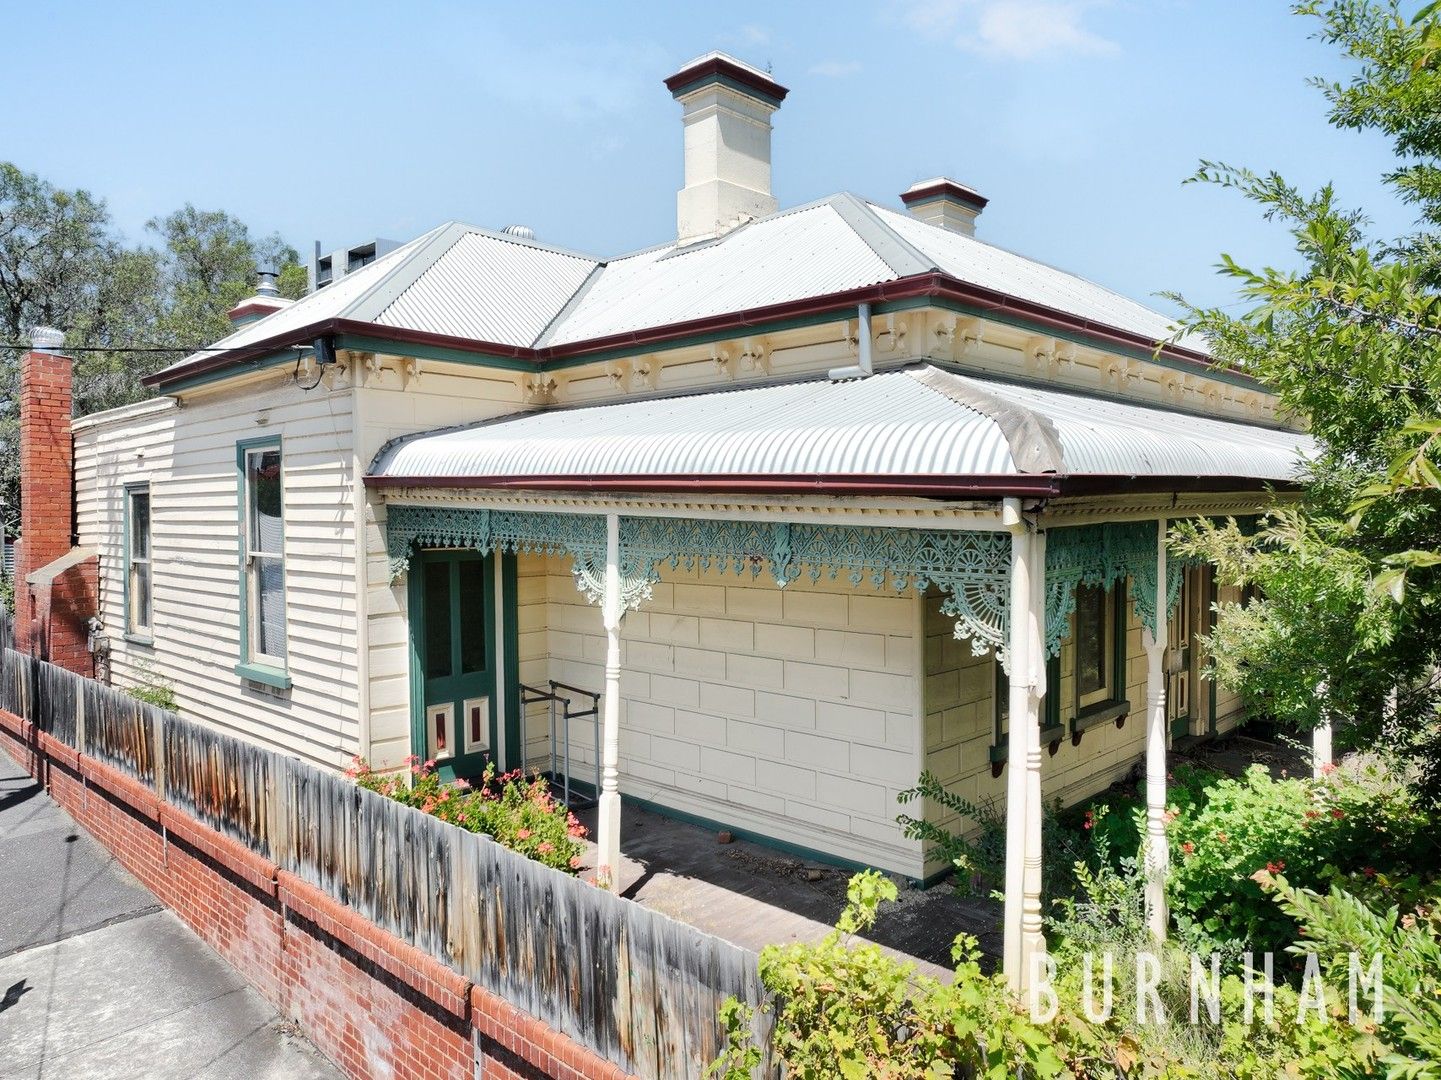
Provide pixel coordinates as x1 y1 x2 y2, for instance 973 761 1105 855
1172 0 1441 800
0 165 306 536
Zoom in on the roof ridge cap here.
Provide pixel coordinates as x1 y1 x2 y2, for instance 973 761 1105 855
906 364 1065 474
344 222 472 324
825 193 936 279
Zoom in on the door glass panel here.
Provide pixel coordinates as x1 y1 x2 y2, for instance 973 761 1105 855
424 561 452 680
458 559 486 675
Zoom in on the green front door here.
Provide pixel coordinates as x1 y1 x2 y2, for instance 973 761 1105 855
412 550 496 780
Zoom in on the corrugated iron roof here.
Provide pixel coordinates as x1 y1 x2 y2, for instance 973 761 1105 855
369 363 1311 486
155 189 1213 388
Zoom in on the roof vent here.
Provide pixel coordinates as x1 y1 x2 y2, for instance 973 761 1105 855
255 269 280 298
501 224 536 240
901 178 988 236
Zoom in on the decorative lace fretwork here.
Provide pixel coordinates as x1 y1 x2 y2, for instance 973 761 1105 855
387 506 1014 666
1043 521 1164 656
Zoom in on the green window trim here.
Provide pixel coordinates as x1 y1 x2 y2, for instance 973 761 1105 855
989 654 1065 767
236 435 289 687
1070 580 1130 738
122 482 153 645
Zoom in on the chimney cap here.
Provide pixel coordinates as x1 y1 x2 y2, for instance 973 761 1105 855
255 269 280 298
901 177 988 212
664 51 788 106
29 326 65 353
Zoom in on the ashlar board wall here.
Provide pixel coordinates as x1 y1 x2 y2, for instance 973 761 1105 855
517 555 929 878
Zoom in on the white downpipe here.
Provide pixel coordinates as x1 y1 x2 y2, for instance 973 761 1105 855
1002 497 1031 993
1143 518 1171 941
1020 530 1048 1006
827 303 874 381
596 512 623 890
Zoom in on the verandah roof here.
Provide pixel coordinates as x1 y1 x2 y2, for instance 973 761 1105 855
365 363 1314 499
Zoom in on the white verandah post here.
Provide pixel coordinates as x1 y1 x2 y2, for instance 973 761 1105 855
1312 689 1334 778
1142 518 1171 940
1002 500 1047 994
596 512 623 890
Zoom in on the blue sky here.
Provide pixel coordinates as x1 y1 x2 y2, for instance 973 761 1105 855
3 1 1415 317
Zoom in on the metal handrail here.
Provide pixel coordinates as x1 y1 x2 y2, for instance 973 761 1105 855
517 680 601 808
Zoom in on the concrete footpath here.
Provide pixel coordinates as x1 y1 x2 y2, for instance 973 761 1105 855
0 754 339 1079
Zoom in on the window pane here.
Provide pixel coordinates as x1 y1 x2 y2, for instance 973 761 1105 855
1076 584 1107 698
458 559 486 675
247 449 283 555
131 561 151 631
995 662 1009 735
130 491 150 560
424 561 452 680
254 556 286 661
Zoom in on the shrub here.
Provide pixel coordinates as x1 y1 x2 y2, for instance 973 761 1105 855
124 660 177 711
1166 763 1436 960
710 869 1066 1079
350 757 587 874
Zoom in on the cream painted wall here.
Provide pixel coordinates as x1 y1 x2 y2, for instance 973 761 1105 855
74 371 362 769
514 555 928 878
921 583 1152 878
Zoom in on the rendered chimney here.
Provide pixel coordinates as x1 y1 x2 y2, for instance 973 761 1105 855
227 267 293 327
17 327 97 671
665 52 788 245
900 178 988 236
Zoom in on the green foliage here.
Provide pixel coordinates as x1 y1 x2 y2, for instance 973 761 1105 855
0 571 11 616
897 771 1096 905
123 660 177 711
0 163 305 534
1169 0 1441 803
712 869 1065 1079
1165 764 1436 962
349 756 587 873
1266 871 1441 1076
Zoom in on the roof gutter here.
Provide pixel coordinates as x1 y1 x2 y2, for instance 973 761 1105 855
145 272 1248 393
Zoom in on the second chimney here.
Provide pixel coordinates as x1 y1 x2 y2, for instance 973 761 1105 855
901 178 988 236
665 52 788 246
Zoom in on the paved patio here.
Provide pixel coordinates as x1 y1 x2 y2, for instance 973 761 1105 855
572 801 1001 978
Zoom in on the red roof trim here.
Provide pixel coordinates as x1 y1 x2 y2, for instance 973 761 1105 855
144 272 1245 390
901 180 989 211
663 56 789 103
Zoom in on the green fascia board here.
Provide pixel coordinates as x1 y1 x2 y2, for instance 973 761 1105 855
335 334 538 372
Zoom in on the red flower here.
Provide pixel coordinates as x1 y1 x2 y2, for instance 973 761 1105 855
516 828 532 840
1266 860 1286 874
1217 831 1228 844
538 841 555 854
1083 810 1094 831
1331 808 1345 820
1182 841 1195 855
1363 867 1376 878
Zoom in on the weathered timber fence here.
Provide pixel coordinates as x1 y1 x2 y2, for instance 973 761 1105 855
0 613 773 1079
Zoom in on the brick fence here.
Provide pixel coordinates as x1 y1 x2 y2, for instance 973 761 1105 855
0 709 635 1080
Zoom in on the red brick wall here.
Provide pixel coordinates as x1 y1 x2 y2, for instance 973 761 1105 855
16 347 96 672
0 711 632 1080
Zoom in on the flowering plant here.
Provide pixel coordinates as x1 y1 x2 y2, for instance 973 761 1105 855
348 756 587 874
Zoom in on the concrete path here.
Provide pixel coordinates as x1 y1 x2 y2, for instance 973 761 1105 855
0 755 339 1079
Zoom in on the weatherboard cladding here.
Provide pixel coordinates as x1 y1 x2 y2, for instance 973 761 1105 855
369 364 1313 484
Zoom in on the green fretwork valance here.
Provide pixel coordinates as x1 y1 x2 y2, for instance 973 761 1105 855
1043 521 1193 657
385 505 1015 667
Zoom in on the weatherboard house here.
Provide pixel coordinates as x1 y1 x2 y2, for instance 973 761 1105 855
13 53 1310 988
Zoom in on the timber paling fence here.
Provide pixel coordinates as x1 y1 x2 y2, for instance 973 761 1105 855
0 615 773 1079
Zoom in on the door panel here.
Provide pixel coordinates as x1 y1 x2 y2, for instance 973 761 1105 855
413 550 496 779
1167 567 1193 738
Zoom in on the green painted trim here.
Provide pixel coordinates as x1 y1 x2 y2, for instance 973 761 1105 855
501 552 521 772
163 350 299 395
335 334 537 373
407 566 425 766
121 482 152 641
668 71 785 107
1071 699 1131 737
1206 566 1219 737
624 793 910 883
235 435 288 682
234 661 293 689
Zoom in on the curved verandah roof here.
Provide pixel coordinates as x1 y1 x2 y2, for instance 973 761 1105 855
364 363 1313 500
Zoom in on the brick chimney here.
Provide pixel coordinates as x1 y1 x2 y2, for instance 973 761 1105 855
665 52 788 245
901 178 988 236
16 327 97 672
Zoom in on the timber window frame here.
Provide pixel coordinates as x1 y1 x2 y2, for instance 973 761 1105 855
989 655 1065 765
123 482 153 642
1071 580 1129 734
235 436 291 689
